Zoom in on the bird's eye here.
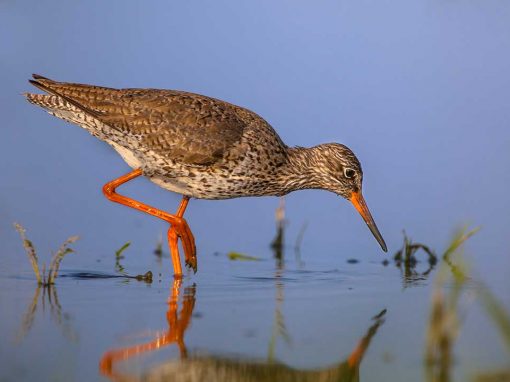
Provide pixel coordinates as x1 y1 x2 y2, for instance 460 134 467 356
344 168 356 179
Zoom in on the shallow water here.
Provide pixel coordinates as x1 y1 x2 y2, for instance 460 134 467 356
2 0 510 380
0 225 509 381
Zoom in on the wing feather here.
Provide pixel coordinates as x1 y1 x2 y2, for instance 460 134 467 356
29 75 247 166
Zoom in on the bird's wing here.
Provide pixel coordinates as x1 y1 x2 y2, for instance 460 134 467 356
29 74 248 166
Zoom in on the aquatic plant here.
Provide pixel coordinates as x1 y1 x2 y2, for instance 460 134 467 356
424 226 510 381
392 231 438 287
392 227 480 288
14 223 78 286
424 251 464 382
14 223 79 341
115 241 131 259
473 271 510 381
441 226 480 282
114 241 130 274
112 241 153 282
424 227 480 382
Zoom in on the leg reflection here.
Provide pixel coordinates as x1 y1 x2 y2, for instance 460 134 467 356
99 277 196 378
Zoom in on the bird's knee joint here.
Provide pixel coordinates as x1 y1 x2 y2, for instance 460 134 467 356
102 184 116 198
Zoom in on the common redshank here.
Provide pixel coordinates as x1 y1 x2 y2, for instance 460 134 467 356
26 74 387 275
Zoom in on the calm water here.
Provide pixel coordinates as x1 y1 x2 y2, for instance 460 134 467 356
0 219 508 381
1 1 510 381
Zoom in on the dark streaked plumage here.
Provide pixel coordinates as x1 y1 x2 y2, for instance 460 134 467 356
26 74 387 252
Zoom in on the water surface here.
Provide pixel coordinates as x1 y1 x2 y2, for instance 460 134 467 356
1 1 510 381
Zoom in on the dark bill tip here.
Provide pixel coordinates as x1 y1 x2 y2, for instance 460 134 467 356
349 191 387 252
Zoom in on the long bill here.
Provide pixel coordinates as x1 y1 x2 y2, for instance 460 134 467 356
350 191 387 252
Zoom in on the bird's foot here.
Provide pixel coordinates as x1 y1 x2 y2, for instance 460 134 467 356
167 218 197 274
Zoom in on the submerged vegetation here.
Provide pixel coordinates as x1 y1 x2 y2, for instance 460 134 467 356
392 227 480 288
14 223 78 286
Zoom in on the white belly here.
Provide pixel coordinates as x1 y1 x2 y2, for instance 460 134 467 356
108 141 142 169
150 177 194 196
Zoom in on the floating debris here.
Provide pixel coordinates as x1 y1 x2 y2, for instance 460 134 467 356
62 271 153 284
227 252 261 262
113 241 153 283
134 271 153 283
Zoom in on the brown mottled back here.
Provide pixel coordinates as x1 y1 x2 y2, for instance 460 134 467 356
28 75 253 166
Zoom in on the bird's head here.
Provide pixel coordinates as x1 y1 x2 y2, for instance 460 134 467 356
300 143 387 252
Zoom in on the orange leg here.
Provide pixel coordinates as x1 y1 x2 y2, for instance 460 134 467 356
102 169 197 276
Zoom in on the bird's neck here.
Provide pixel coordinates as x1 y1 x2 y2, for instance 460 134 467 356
277 146 323 193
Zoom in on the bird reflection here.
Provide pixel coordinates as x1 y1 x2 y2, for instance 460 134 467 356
100 276 385 382
144 312 385 382
100 243 386 382
100 278 195 378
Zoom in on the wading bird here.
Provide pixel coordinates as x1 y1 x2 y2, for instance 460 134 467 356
26 74 387 276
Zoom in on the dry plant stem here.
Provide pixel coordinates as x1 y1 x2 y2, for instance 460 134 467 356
424 226 480 382
102 169 196 276
48 236 79 284
14 223 41 284
14 223 77 286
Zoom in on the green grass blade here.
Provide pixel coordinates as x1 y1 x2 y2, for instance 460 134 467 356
442 226 480 260
115 242 131 259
